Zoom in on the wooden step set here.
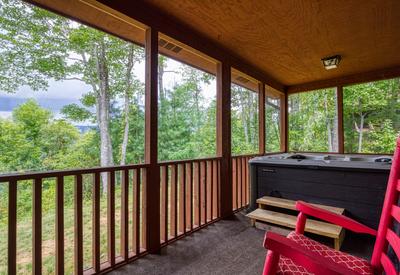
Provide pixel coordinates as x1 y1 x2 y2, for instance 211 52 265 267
246 196 346 250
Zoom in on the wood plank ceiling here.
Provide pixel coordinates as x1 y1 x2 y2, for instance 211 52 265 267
141 0 400 87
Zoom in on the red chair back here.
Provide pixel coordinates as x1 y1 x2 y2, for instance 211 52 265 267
371 137 400 274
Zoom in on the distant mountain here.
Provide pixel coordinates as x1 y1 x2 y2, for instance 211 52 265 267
0 96 81 112
0 96 96 131
76 125 97 133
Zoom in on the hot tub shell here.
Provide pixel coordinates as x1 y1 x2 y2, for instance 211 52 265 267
249 153 391 229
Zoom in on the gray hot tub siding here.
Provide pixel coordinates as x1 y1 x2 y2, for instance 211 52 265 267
249 156 391 229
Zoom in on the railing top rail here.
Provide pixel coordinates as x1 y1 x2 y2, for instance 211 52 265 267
0 153 270 182
232 153 263 158
0 163 150 182
158 156 222 166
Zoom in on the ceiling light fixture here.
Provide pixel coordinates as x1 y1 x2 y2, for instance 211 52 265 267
321 55 341 70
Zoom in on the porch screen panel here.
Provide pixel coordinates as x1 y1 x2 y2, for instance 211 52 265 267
0 0 149 273
343 78 400 154
231 69 259 155
288 88 338 152
265 85 283 152
157 33 217 162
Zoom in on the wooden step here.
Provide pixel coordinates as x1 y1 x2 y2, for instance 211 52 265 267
246 208 342 239
257 196 345 215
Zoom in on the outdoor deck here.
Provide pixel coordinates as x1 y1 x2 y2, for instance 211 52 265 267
1 1 399 274
110 212 374 275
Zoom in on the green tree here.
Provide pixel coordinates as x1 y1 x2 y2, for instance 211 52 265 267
158 56 216 161
0 0 146 189
231 84 259 155
288 89 337 152
265 96 281 152
344 79 400 153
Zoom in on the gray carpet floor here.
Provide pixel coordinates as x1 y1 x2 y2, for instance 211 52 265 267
110 213 374 275
110 214 267 275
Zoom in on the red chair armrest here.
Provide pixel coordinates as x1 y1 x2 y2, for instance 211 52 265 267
264 232 360 275
296 201 377 235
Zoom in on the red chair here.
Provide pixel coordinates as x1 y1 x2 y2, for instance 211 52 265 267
262 138 400 275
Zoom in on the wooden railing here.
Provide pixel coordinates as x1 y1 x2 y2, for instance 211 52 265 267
0 157 224 274
0 164 148 275
232 154 259 210
159 157 221 245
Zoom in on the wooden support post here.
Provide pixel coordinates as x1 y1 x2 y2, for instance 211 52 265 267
144 27 160 253
217 62 232 218
281 93 288 152
337 86 344 154
259 83 266 155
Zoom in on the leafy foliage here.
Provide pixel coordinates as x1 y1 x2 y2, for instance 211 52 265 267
288 80 400 153
289 89 338 152
231 84 259 155
265 96 281 152
343 78 400 153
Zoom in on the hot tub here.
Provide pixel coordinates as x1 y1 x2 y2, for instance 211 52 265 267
249 153 392 229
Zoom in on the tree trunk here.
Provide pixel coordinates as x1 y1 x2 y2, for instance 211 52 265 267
239 90 249 144
120 46 135 165
194 88 201 131
324 94 333 152
356 99 365 153
96 40 114 192
332 93 339 152
358 114 365 153
158 59 165 102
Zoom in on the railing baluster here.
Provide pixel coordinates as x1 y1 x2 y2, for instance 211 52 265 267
212 160 218 219
178 164 186 235
133 169 140 255
93 173 101 272
242 157 246 207
193 162 200 228
56 176 64 275
160 166 168 243
170 164 177 238
33 178 42 275
141 168 146 250
185 162 193 232
207 161 212 222
200 161 206 225
217 160 221 216
238 158 242 208
121 169 129 261
246 157 250 205
8 180 17 275
74 174 83 275
204 161 208 223
108 171 115 266
232 158 237 210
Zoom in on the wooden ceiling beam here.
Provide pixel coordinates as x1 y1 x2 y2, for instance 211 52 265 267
96 0 286 92
287 65 400 93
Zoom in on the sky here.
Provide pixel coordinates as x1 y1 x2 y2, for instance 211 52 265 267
0 57 216 124
0 0 216 125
